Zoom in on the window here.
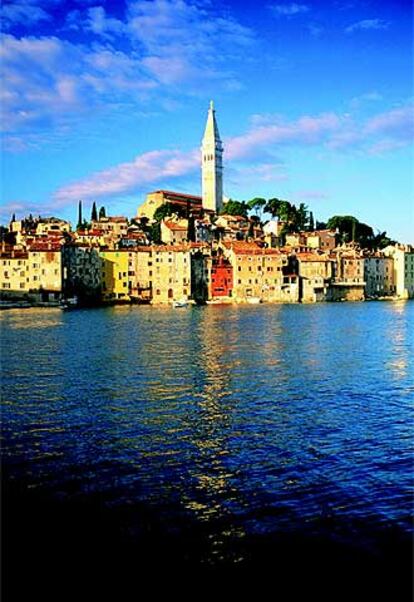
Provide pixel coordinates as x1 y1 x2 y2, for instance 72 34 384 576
156 289 161 295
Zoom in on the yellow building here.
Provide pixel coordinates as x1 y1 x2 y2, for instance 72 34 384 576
27 247 62 300
0 250 29 294
1 245 63 302
133 245 192 304
99 249 130 301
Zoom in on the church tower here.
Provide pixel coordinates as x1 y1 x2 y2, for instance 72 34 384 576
201 100 223 214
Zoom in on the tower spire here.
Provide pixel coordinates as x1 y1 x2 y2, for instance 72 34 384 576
201 100 223 214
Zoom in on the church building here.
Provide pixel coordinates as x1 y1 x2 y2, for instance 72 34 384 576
137 101 224 219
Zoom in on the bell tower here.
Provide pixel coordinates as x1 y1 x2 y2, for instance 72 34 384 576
201 100 223 214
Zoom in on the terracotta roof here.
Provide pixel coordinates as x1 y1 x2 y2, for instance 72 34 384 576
153 190 202 202
297 253 330 262
163 220 188 231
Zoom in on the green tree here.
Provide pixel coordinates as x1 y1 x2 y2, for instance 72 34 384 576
309 211 315 231
153 203 173 222
150 222 161 243
91 202 98 222
247 197 266 221
99 206 106 220
187 214 196 242
77 200 83 229
220 199 249 217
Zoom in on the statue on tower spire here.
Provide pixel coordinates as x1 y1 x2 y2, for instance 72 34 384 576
201 100 223 214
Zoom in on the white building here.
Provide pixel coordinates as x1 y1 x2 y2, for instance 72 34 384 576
383 245 414 298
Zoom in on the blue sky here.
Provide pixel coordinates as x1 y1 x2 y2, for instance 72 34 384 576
1 0 413 241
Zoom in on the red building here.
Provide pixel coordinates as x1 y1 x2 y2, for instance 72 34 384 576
210 255 233 298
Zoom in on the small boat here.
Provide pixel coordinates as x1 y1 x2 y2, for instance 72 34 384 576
246 296 262 304
172 298 189 308
60 296 79 310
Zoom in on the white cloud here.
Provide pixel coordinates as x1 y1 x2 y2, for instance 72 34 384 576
345 19 390 33
1 1 255 144
0 1 52 28
269 3 310 16
49 104 413 207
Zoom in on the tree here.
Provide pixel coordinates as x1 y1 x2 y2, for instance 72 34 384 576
294 203 309 231
247 197 266 221
150 222 161 243
220 199 249 217
99 206 106 220
77 201 83 229
153 203 173 222
187 214 196 242
91 202 98 222
309 212 315 231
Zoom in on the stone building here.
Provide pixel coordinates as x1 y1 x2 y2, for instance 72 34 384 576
160 218 189 245
62 243 102 302
383 245 414 299
297 253 333 302
131 246 192 304
0 249 29 297
329 247 365 301
223 241 299 303
363 254 395 298
137 190 205 221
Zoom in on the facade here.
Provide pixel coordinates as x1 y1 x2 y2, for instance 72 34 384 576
209 255 233 299
364 255 394 298
160 219 189 245
223 242 299 303
297 253 333 302
132 246 192 304
137 190 204 220
62 244 102 301
201 101 223 214
0 249 29 295
330 248 365 301
99 249 130 301
383 245 414 299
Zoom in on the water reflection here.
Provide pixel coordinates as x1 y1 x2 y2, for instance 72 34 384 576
1 302 414 569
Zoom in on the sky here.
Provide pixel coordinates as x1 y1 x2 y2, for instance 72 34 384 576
1 0 413 241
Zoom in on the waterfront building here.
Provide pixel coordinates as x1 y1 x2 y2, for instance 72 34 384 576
134 246 192 304
0 249 29 295
363 254 395 298
330 247 365 301
99 249 130 301
27 244 63 302
208 254 233 300
223 241 299 303
383 245 414 299
297 253 333 302
62 243 102 302
201 101 223 214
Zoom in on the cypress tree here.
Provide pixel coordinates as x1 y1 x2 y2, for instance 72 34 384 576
77 200 83 229
309 211 315 231
99 206 106 220
91 201 98 222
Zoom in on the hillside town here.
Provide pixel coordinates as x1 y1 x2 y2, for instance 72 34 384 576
1 102 413 308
